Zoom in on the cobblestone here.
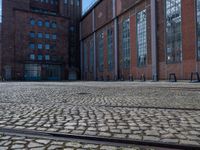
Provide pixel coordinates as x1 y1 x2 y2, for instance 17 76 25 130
0 81 200 148
0 134 148 150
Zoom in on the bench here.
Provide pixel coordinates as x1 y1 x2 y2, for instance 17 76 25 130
190 72 200 83
140 74 146 82
169 73 177 82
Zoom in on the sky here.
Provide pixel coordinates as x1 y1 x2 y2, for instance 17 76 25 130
0 0 94 20
0 0 94 11
82 0 96 13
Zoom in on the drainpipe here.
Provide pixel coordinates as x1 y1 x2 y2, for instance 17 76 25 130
92 9 97 80
113 0 118 79
151 0 158 81
80 21 83 80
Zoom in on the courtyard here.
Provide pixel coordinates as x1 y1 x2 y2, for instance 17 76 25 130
0 81 200 149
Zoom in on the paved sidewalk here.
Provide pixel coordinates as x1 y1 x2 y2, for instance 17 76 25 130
0 82 200 149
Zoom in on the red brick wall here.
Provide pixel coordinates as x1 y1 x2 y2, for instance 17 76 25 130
82 35 95 81
118 0 152 80
118 11 131 80
1 0 30 79
80 0 200 81
13 10 69 79
95 22 115 80
0 24 2 76
81 13 93 39
182 0 196 79
1 0 80 80
157 0 198 80
95 0 113 29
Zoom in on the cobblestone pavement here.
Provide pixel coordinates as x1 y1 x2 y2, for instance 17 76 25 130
0 134 149 150
0 81 200 149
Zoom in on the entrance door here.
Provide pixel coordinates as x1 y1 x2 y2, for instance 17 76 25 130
46 65 61 81
4 66 12 80
24 64 41 81
68 71 77 81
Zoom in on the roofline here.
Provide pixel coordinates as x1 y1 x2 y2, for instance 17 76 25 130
81 0 102 20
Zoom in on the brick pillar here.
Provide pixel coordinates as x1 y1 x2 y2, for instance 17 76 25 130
113 0 118 79
151 0 158 81
92 9 97 80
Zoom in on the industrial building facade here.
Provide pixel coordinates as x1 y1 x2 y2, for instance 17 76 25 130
80 0 200 81
0 0 81 81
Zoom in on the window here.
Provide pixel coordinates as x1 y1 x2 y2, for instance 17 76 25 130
197 0 200 60
38 20 43 27
77 0 80 6
30 19 35 26
70 26 75 32
64 0 68 4
25 64 41 80
52 34 57 40
38 55 43 60
71 0 73 5
30 31 35 38
38 32 43 39
165 0 182 63
45 44 50 50
51 44 56 50
107 29 113 71
45 55 50 60
30 54 35 60
89 39 94 72
38 44 43 50
45 21 50 28
98 32 104 72
29 43 35 50
137 10 147 67
122 18 130 69
45 33 50 39
84 43 88 72
50 0 58 5
52 22 57 28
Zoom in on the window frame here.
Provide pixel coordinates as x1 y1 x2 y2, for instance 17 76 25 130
122 18 131 69
136 9 147 67
164 0 183 64
196 0 200 61
107 28 113 71
98 32 104 72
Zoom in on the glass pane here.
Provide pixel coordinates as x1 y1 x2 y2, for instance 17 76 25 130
165 0 182 63
137 9 147 67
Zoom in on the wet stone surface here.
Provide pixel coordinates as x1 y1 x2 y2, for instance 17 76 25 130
0 81 200 148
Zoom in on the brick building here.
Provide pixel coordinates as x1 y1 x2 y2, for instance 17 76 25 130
0 0 81 81
0 23 2 78
80 0 200 81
